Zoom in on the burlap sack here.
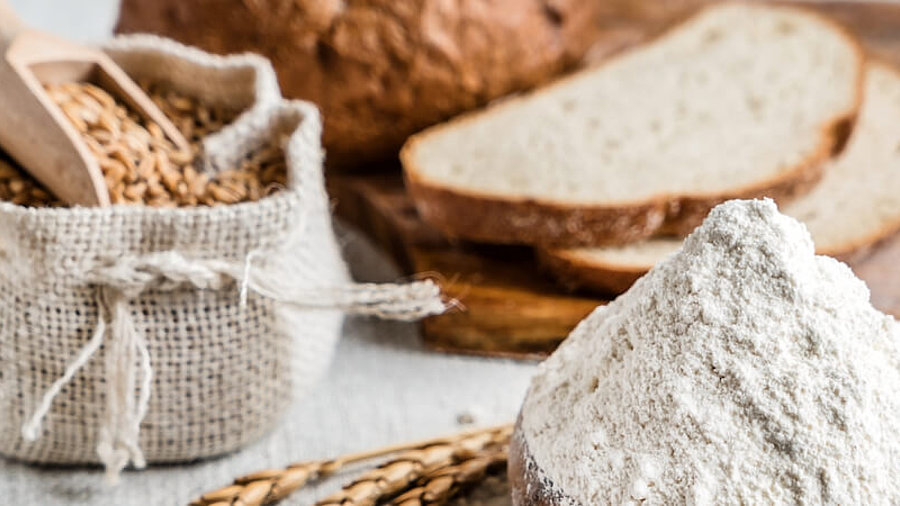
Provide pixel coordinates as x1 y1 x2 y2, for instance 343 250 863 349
0 35 444 482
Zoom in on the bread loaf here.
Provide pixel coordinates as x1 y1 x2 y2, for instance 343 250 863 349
115 0 605 169
401 3 863 247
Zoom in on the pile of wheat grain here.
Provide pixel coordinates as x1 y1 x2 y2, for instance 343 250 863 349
0 82 287 207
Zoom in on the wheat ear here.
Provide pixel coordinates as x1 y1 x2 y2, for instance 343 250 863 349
190 424 512 506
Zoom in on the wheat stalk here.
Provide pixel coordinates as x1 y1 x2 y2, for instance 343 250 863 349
315 425 511 506
190 424 512 506
386 445 508 505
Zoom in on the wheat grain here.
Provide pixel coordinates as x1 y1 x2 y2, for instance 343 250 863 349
0 81 288 208
0 156 62 207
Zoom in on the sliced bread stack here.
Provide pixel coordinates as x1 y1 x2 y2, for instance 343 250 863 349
400 3 896 294
401 3 864 247
543 62 900 292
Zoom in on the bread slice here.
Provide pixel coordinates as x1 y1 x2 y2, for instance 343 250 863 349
401 3 863 247
543 61 900 293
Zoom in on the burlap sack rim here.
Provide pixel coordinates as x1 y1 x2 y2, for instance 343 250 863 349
104 33 282 109
106 33 279 75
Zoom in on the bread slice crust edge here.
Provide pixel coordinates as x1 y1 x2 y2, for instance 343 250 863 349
536 247 648 295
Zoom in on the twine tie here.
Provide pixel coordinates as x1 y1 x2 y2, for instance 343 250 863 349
20 250 446 482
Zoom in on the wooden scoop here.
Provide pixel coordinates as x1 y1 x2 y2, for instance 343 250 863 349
0 0 190 206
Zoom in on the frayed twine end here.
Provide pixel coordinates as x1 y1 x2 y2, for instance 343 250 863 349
21 421 39 442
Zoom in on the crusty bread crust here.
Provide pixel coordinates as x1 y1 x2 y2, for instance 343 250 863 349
537 248 647 294
539 61 900 295
537 192 900 296
544 218 900 298
402 3 866 248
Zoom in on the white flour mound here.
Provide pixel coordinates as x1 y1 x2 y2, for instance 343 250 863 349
521 199 900 505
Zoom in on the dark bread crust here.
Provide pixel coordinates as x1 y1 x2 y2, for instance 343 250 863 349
405 176 669 247
115 0 605 170
537 248 646 295
402 3 866 248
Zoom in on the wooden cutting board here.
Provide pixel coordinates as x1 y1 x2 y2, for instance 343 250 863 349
330 1 900 360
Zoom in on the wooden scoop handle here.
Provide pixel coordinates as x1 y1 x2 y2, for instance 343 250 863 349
0 0 26 48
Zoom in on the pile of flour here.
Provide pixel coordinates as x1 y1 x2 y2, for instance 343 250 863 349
520 199 900 504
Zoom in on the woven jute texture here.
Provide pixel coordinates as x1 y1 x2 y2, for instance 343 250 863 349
0 36 444 482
